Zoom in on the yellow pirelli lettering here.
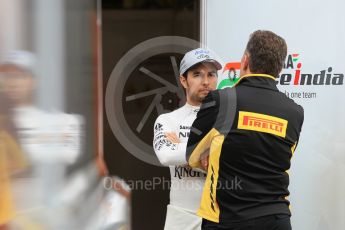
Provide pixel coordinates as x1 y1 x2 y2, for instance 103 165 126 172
238 111 288 138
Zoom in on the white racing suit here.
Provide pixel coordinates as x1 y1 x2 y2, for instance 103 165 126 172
153 103 206 230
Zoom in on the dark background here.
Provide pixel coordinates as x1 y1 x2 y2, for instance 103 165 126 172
102 0 200 229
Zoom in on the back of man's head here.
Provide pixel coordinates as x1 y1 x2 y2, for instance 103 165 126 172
245 30 287 77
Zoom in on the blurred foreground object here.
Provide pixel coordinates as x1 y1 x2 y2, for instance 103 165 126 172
1 50 130 229
0 92 26 230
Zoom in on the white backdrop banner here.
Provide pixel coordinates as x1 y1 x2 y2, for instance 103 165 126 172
204 0 345 229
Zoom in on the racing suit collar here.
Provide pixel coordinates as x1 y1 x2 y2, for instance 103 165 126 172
185 102 200 113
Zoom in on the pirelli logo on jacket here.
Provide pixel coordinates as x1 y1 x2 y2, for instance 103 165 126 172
238 111 288 138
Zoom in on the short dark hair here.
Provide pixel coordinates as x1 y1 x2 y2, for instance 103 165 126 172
245 30 287 77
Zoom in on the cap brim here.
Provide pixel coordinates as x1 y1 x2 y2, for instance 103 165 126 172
180 58 222 76
202 59 222 70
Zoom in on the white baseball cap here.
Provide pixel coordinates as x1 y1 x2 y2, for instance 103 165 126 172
1 50 36 73
179 48 222 75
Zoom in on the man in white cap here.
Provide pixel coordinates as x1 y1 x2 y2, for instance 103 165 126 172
0 50 39 130
153 48 222 230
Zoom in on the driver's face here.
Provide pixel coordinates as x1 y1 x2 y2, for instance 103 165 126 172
0 65 35 105
180 62 218 105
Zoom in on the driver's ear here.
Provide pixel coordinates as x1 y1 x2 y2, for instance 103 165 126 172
242 53 249 71
179 75 187 89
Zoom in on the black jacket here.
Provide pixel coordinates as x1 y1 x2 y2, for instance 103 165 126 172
186 74 304 224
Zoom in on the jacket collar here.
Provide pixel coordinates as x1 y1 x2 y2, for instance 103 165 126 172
234 74 278 91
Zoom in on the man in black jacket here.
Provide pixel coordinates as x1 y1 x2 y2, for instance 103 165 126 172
186 30 304 230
